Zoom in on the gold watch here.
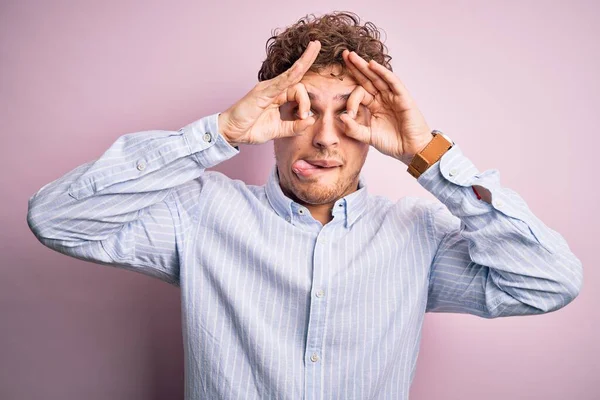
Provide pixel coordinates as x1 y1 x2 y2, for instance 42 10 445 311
407 130 454 179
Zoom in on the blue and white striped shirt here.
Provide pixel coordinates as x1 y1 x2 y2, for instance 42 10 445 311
27 112 583 399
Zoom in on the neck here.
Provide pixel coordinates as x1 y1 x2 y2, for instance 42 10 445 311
295 179 360 226
305 202 335 225
276 169 361 226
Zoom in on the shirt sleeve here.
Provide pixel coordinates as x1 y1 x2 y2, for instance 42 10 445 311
419 144 583 318
26 112 239 286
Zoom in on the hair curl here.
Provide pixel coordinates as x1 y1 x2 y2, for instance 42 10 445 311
257 11 392 82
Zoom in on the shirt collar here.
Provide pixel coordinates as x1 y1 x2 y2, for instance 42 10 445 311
265 165 369 228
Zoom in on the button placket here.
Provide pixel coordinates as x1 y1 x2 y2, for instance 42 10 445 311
304 227 331 396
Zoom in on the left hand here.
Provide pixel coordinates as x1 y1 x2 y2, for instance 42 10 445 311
340 49 434 166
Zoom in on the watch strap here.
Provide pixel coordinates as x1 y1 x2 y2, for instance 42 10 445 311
407 131 453 179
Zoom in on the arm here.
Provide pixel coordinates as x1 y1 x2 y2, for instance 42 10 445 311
334 49 582 316
27 40 322 286
27 113 239 286
420 145 583 317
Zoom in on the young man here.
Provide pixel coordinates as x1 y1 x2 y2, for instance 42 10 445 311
27 11 582 400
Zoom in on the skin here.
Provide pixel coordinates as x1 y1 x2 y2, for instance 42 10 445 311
273 66 370 225
218 40 491 226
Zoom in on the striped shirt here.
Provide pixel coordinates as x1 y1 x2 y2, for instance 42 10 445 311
27 112 583 399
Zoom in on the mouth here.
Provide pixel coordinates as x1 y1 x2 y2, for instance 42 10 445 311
291 159 342 179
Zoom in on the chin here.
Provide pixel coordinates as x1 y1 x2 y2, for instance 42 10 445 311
291 181 344 205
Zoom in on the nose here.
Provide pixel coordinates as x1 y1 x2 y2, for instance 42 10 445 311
312 113 341 149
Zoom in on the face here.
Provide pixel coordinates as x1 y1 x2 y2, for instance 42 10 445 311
274 65 370 206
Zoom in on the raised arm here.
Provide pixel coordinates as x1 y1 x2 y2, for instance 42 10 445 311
27 40 323 285
336 48 582 317
27 114 238 285
421 146 583 317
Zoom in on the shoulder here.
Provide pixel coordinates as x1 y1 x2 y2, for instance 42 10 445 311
172 170 260 195
370 194 440 218
167 170 266 213
366 194 455 234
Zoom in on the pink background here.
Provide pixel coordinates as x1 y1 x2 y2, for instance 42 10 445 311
2 1 598 399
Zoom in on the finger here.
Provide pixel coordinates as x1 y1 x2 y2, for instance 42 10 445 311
345 85 376 118
286 83 311 119
342 49 378 96
264 40 321 97
278 116 316 138
292 116 316 135
368 60 408 97
340 113 370 144
347 50 391 94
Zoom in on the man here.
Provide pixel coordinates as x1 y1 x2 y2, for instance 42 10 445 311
27 11 582 400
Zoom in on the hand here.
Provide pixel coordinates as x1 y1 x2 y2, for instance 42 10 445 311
218 41 322 146
339 49 434 166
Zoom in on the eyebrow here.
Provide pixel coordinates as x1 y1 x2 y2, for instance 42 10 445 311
307 92 352 102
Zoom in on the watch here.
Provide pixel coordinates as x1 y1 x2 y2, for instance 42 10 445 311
407 130 454 179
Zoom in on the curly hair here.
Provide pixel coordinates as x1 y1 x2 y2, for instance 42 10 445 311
257 11 392 82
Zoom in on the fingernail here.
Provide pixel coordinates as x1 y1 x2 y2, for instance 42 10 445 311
303 112 309 119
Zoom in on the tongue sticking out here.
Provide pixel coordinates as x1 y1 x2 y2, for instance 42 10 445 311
291 159 334 179
292 160 319 174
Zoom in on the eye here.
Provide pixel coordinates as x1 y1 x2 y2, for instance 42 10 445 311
338 110 354 119
294 108 315 118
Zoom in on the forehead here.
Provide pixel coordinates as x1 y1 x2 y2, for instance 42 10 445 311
300 66 358 103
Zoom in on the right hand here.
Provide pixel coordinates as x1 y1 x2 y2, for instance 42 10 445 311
217 40 322 146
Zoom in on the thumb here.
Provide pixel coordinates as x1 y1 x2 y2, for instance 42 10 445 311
277 116 316 139
340 114 370 144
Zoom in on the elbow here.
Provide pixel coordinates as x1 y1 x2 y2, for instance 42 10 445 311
27 193 56 243
486 256 583 317
546 256 583 312
563 257 583 306
520 257 583 315
27 195 40 237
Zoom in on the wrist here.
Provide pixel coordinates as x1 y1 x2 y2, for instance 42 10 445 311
217 112 240 147
406 130 454 178
399 134 435 166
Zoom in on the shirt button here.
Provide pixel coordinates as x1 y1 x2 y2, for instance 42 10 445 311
449 168 458 177
298 208 305 215
203 132 212 143
310 353 319 362
316 289 325 298
136 161 146 171
285 216 291 222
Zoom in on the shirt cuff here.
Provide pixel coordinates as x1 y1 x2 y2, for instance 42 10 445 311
416 145 546 244
417 144 492 201
180 112 240 169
